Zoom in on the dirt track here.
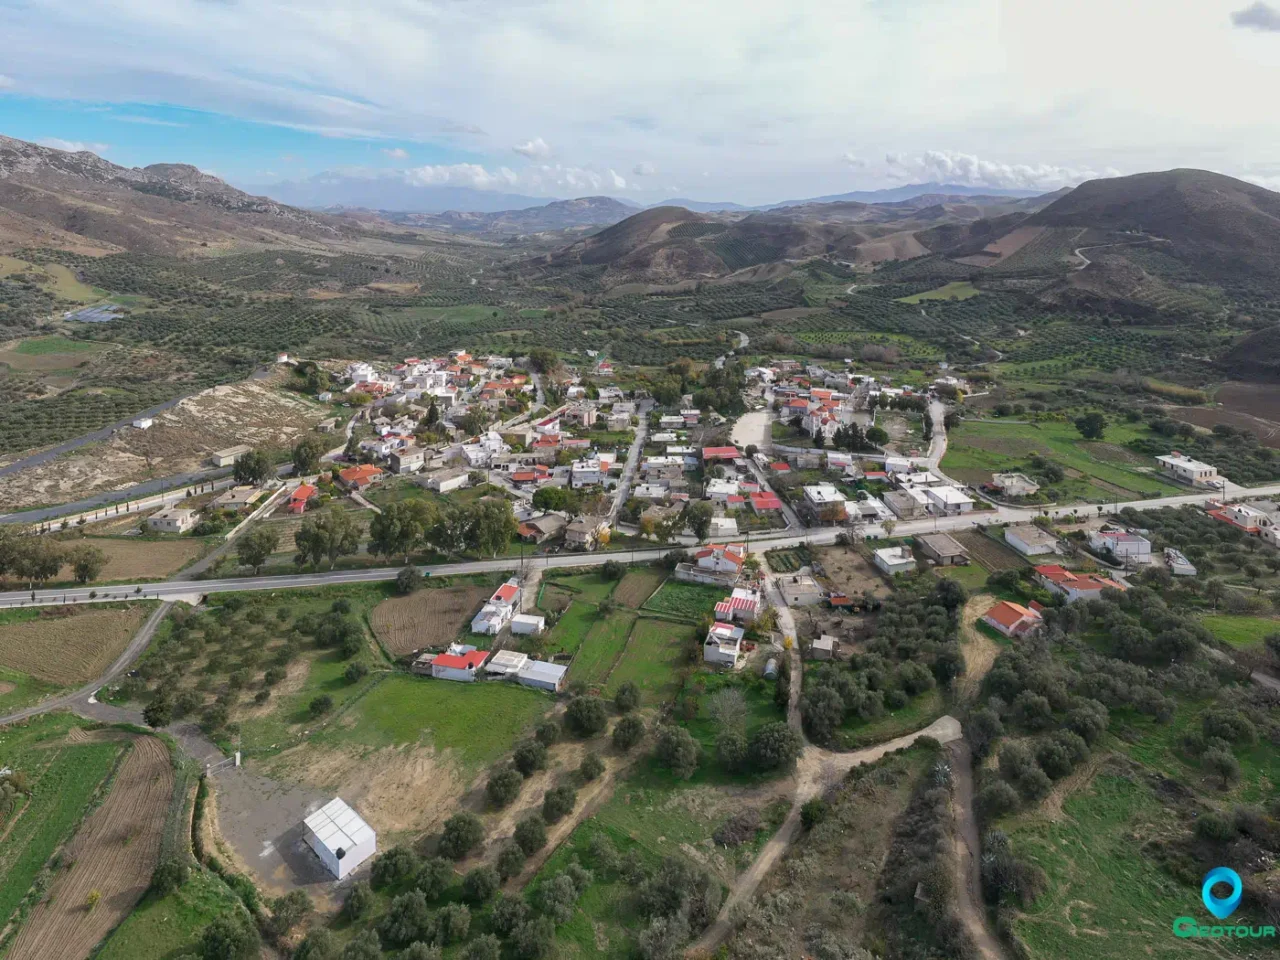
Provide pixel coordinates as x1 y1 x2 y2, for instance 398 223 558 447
957 592 1000 703
947 740 1007 960
7 736 173 960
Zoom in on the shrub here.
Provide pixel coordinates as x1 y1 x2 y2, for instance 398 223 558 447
748 722 803 772
655 725 700 779
612 714 645 751
716 730 747 772
513 739 548 776
566 696 609 736
579 753 605 782
292 928 338 960
535 719 561 746
976 780 1020 820
1196 811 1237 843
266 889 311 939
150 857 189 895
1203 708 1257 745
543 784 577 823
371 846 420 889
487 767 524 808
414 856 453 900
439 812 485 860
198 913 260 960
396 566 424 594
344 662 368 684
800 797 830 829
614 681 641 713
514 814 548 855
308 694 334 719
496 842 526 880
343 880 375 920
462 865 500 904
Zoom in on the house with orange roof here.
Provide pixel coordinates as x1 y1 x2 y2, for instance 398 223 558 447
1034 564 1126 603
981 600 1044 638
288 483 318 515
337 464 384 490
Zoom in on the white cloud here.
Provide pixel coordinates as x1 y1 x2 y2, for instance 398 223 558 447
842 152 866 169
382 147 409 159
512 137 551 159
37 137 108 154
1232 2 1280 30
111 115 186 127
884 149 1117 190
633 161 656 176
0 75 14 90
405 162 518 189
608 169 626 190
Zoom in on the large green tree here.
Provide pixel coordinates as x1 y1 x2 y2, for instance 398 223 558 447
292 435 327 476
236 527 280 574
294 508 360 569
233 448 275 486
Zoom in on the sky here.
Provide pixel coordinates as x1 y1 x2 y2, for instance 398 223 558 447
3 0 1280 205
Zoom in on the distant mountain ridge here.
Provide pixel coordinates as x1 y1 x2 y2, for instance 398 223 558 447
384 196 638 235
247 174 556 214
769 181 1044 207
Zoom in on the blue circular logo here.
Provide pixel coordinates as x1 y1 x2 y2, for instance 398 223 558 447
1202 867 1243 920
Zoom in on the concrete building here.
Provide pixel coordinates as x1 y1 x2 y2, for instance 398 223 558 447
303 797 376 880
132 417 154 430
1005 524 1059 557
1165 548 1197 577
210 444 252 468
778 575 824 606
917 533 969 566
1157 452 1220 487
472 579 522 634
981 601 1043 639
803 484 846 508
485 650 529 677
211 486 261 511
709 516 739 538
990 473 1040 498
431 648 489 681
924 485 974 515
516 660 568 692
391 445 425 474
1035 565 1126 603
884 490 924 519
811 635 838 660
1090 529 1152 563
703 621 746 667
511 614 546 636
148 507 197 534
873 545 917 576
565 517 610 551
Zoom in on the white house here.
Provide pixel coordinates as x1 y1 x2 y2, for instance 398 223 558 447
303 797 376 880
345 361 376 383
884 457 914 474
148 508 197 534
714 587 762 622
706 478 739 503
511 614 546 636
132 417 154 430
427 470 471 494
431 648 490 681
873 546 917 576
1157 452 1220 487
1035 564 1127 603
991 473 1040 498
516 660 568 692
709 516 739 538
803 484 846 508
924 485 974 515
390 446 425 474
703 621 746 667
1004 524 1059 557
485 650 530 677
695 543 747 574
472 579 522 634
571 458 603 488
1090 529 1152 563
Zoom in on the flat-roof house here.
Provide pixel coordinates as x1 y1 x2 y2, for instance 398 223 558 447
803 484 846 507
990 473 1040 498
303 797 376 879
148 507 197 534
811 635 838 660
1035 564 1126 603
391 445 426 474
982 601 1043 638
917 533 969 566
1089 529 1152 563
883 489 924 519
516 659 568 692
431 648 489 681
1208 502 1274 536
873 546 917 576
472 579 522 634
779 575 824 606
706 478 739 502
485 649 529 677
925 485 974 515
132 417 154 430
709 516 739 538
704 622 746 667
511 614 546 636
1004 524 1059 557
1157 452 1220 487
210 444 252 468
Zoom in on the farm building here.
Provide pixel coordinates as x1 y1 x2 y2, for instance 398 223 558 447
811 635 839 660
431 648 490 681
1004 524 1059 557
303 797 376 880
485 650 530 677
516 660 568 692
511 614 546 636
873 546 917 576
714 587 762 622
779 575 824 606
148 507 197 534
428 470 471 493
210 444 252 468
704 622 746 667
981 600 1043 638
710 517 739 538
917 533 969 566
1157 452 1220 487
1165 548 1197 576
132 416 154 430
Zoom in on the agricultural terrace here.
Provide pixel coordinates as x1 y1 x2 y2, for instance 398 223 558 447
942 418 1181 502
895 281 979 303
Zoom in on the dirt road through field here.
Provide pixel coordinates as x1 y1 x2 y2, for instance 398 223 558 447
957 593 1000 703
947 739 1007 960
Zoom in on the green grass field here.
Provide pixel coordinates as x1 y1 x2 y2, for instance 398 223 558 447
641 580 726 622
540 601 598 657
309 673 550 771
0 665 58 714
941 419 1181 501
569 610 637 690
897 281 979 303
938 563 990 592
1199 613 1280 649
13 335 103 356
545 570 620 605
96 868 243 960
604 617 695 705
0 714 125 930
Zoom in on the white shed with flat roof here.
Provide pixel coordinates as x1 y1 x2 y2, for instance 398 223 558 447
303 797 376 879
516 660 568 692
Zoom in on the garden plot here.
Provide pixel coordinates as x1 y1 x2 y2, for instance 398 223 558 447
0 605 150 685
952 530 1026 573
613 567 665 608
642 581 729 622
56 536 204 582
370 584 491 657
812 545 891 598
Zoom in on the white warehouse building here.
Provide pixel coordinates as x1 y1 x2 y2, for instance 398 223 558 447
303 797 377 880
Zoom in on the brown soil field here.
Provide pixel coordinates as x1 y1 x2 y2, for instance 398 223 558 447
370 586 490 656
853 230 928 264
54 537 204 582
0 378 329 511
812 545 890 598
0 606 149 684
952 530 1026 573
7 736 173 960
1080 441 1150 466
1171 403 1280 449
613 568 665 608
1218 381 1280 421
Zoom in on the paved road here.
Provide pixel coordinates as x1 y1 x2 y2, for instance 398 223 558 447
610 400 652 520
0 601 172 725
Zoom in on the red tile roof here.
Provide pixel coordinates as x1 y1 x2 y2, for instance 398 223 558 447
750 492 783 509
290 483 318 502
338 464 384 485
769 462 791 472
492 582 520 603
433 650 488 670
702 445 740 460
983 600 1039 630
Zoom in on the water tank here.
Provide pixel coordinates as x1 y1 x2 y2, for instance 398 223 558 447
763 658 779 680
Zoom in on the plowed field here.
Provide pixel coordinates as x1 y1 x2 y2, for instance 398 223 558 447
0 606 149 684
8 736 173 960
371 586 490 656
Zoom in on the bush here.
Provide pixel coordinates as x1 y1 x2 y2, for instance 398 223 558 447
198 913 260 960
976 780 1020 820
716 730 747 772
344 662 368 684
396 567 424 594
614 681 641 713
514 814 548 855
566 696 609 736
543 784 577 823
341 930 383 960
496 842 526 880
487 767 525 808
1203 708 1257 745
535 719 561 746
602 559 626 580
343 880 375 920
612 714 645 751
150 857 189 895
266 889 312 939
579 753 605 781
379 890 435 946
462 865 500 904
292 928 338 960
655 725 700 779
513 739 548 776
748 722 802 772
371 846 420 889
800 797 830 829
1196 811 1238 843
439 812 485 860
466 934 501 960
308 694 334 719
414 856 453 900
